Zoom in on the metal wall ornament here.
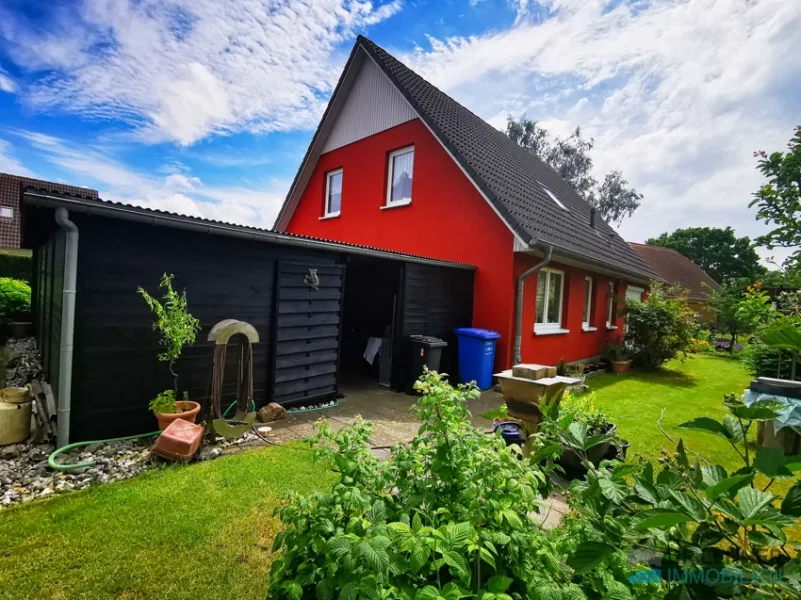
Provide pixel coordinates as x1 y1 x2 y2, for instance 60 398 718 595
303 268 320 291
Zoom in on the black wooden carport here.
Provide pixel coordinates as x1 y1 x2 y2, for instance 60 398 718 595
23 189 474 442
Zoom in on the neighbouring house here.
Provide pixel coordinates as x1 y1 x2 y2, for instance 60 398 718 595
629 242 720 318
275 36 660 371
0 173 97 249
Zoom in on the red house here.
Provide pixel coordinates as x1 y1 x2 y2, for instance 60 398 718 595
276 36 659 371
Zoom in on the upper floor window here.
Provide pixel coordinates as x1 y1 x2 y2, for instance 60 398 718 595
386 147 414 207
535 268 565 333
324 168 343 217
583 276 593 327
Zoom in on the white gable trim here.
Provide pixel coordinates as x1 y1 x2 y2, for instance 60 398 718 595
322 59 416 152
275 46 528 250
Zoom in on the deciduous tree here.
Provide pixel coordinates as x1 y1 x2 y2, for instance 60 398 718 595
750 125 801 272
505 117 642 225
646 226 764 283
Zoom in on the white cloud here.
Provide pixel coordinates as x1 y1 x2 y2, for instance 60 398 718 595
0 139 32 175
400 0 801 265
1 0 402 145
15 130 287 228
165 172 201 191
0 67 15 93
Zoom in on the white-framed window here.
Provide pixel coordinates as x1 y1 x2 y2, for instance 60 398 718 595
626 286 645 304
535 268 565 333
385 146 414 207
606 282 617 328
582 276 594 329
0 207 13 219
323 168 343 218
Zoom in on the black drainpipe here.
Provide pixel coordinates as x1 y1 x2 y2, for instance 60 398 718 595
513 242 553 365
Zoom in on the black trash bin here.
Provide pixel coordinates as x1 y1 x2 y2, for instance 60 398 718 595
407 335 448 392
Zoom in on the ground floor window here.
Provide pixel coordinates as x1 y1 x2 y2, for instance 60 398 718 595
583 276 593 327
607 282 617 327
535 268 565 332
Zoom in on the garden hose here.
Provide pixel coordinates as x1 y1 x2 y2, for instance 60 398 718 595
222 399 256 418
49 400 332 471
48 431 162 472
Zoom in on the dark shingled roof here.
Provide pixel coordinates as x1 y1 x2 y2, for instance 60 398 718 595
629 243 720 301
357 36 659 281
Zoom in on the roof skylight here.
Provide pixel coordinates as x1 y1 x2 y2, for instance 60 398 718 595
541 186 569 212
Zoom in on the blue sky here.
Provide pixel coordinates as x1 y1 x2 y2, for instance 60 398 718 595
0 0 799 263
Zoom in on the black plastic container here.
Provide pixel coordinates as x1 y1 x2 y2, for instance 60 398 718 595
407 335 448 392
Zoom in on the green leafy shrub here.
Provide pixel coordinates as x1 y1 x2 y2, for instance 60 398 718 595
148 389 176 414
138 273 200 397
268 370 642 599
563 394 801 600
741 341 794 379
0 277 31 323
0 251 32 283
623 283 696 369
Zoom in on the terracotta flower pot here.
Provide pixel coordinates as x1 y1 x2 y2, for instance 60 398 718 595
154 401 201 430
610 360 632 375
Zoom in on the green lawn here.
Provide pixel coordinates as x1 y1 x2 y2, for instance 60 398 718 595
0 444 335 600
587 354 751 467
485 354 799 501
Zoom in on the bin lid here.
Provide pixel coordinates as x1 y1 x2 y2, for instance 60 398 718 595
409 335 448 348
454 327 501 340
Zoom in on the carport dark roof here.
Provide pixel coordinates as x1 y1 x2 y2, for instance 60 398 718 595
357 36 659 281
22 187 475 270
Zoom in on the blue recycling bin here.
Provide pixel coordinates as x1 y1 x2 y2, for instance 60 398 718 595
454 328 501 390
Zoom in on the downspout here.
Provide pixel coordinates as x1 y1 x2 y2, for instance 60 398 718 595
55 208 78 448
513 242 553 365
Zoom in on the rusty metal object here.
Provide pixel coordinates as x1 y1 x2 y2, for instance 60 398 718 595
204 320 259 426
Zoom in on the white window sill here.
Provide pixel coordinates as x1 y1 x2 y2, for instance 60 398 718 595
534 327 570 336
319 212 340 220
606 324 618 330
381 199 412 210
581 325 598 332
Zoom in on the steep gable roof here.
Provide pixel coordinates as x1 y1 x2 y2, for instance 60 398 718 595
629 243 719 301
276 36 659 282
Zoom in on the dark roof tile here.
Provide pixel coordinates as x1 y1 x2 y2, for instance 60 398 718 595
629 243 719 301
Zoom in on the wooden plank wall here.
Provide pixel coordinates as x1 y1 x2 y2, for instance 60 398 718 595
32 232 65 400
400 263 474 382
67 214 341 441
272 261 345 405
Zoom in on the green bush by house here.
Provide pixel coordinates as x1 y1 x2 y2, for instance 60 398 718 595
0 277 31 323
0 250 32 283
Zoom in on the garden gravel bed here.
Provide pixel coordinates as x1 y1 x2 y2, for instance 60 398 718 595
0 431 263 509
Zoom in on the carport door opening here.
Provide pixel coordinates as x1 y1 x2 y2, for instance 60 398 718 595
340 258 401 388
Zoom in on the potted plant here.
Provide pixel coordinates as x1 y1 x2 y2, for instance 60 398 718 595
0 277 32 338
604 342 632 374
534 393 618 477
139 273 201 429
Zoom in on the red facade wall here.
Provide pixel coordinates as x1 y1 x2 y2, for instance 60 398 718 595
286 118 633 369
513 253 627 364
286 119 517 368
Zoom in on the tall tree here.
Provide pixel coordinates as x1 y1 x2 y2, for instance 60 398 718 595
505 116 642 225
646 227 764 283
750 125 801 272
